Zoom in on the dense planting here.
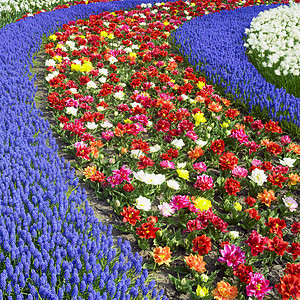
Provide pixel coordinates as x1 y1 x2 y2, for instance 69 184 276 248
172 3 300 136
42 0 300 299
0 0 185 299
244 1 300 97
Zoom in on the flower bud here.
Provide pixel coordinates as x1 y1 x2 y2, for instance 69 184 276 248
200 274 209 283
234 202 242 212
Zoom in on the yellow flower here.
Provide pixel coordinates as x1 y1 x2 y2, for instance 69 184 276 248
193 112 207 126
80 35 85 39
100 31 108 37
197 81 205 90
53 56 62 62
71 64 81 71
163 21 169 26
129 52 137 58
221 122 230 128
111 12 116 16
196 286 209 297
194 197 212 212
107 33 114 39
49 34 57 41
124 119 132 124
191 2 196 6
80 61 93 73
56 44 63 49
234 202 242 212
177 169 189 181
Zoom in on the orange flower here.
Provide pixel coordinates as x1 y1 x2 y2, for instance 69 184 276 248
90 140 104 148
90 146 99 159
235 123 245 131
151 246 172 266
208 101 223 112
195 95 206 103
166 61 178 71
257 189 277 207
188 146 204 160
83 166 97 179
121 147 128 154
288 173 300 185
261 139 270 146
184 254 206 273
287 143 300 155
222 98 231 106
212 281 238 300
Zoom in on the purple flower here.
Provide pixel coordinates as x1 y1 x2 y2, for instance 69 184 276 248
218 244 246 270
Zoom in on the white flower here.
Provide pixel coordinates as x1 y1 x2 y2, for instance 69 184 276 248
166 179 180 190
99 77 107 83
98 68 108 76
133 171 165 185
149 144 161 153
69 88 77 94
131 150 143 159
86 122 98 130
86 81 97 89
229 231 239 239
45 59 56 67
279 157 296 167
195 139 208 148
72 59 82 65
114 91 125 100
108 56 118 64
177 162 187 169
65 107 78 116
136 196 151 211
171 139 185 149
100 120 113 128
249 169 268 186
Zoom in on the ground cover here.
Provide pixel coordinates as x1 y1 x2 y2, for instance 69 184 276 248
37 0 300 299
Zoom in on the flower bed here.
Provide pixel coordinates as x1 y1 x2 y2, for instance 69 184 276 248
0 0 183 299
39 0 300 299
171 2 300 135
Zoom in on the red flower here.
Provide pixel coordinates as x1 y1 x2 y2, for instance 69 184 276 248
131 139 150 153
225 108 240 119
291 222 300 235
155 119 171 133
123 184 135 192
275 274 300 300
79 76 91 85
219 152 239 170
136 222 160 239
264 120 283 134
245 230 268 256
211 139 225 155
284 263 300 276
137 155 154 169
264 217 286 238
265 141 283 156
245 208 261 220
76 144 92 160
147 216 158 225
267 172 288 189
233 264 253 284
224 178 241 195
192 235 212 255
267 236 289 256
287 243 300 260
120 206 141 226
244 196 256 206
91 171 106 183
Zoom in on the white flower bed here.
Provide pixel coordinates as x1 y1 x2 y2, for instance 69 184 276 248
244 1 300 76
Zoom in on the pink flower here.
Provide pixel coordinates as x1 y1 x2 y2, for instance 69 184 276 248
170 195 190 210
230 129 249 144
102 130 114 141
246 272 272 300
107 166 132 188
158 202 175 217
232 166 248 178
280 135 291 145
218 244 246 270
186 130 198 141
193 162 207 173
160 160 175 169
193 174 214 191
252 159 263 167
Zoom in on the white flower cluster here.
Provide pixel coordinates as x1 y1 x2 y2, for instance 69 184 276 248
0 0 71 16
244 2 300 76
